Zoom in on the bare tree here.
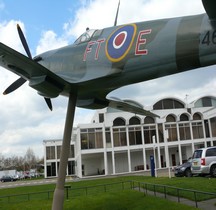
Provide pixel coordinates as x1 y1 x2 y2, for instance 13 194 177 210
0 153 4 170
0 148 41 172
24 147 37 170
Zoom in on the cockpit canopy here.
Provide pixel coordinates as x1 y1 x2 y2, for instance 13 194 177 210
74 29 102 45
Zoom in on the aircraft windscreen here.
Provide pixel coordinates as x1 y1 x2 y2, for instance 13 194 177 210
74 29 97 44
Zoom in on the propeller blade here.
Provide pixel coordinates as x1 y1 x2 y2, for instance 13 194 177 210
3 77 26 95
5 24 54 111
44 97 53 111
17 24 32 59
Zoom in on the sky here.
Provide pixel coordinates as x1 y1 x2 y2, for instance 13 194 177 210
0 0 214 158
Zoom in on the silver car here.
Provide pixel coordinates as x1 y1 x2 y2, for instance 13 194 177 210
191 146 216 177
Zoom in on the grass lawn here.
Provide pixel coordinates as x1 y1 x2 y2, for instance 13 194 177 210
0 190 197 210
0 175 215 209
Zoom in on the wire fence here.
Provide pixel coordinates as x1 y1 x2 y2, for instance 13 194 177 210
131 180 216 208
0 180 216 209
0 181 132 204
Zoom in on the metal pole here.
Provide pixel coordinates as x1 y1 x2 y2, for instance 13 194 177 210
52 93 77 210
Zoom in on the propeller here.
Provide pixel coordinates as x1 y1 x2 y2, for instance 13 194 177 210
44 97 53 111
3 24 53 111
3 77 26 95
17 24 32 59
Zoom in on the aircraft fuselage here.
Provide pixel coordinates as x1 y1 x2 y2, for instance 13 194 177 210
30 13 216 108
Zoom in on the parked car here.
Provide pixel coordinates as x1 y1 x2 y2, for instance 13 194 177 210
191 146 216 177
174 158 192 177
0 175 16 182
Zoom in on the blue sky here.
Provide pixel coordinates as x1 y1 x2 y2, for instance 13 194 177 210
0 0 81 52
0 0 213 157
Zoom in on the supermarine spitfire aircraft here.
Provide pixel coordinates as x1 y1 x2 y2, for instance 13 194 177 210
0 0 215 117
0 0 216 209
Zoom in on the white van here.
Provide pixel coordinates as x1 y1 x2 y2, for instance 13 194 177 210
191 146 216 177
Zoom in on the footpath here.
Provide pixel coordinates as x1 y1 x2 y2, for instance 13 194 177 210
135 187 216 210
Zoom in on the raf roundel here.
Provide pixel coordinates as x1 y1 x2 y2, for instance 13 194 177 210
106 24 137 62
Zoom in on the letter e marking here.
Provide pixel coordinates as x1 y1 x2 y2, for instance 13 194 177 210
135 29 151 55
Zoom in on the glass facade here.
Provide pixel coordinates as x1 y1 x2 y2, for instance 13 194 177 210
143 125 156 144
129 127 142 145
46 146 55 160
45 143 75 178
81 128 103 149
153 98 184 110
79 113 213 150
179 123 191 140
46 145 75 160
113 128 127 147
192 122 204 139
44 96 216 178
210 117 216 137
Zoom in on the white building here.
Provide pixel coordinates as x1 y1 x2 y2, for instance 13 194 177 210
43 96 216 178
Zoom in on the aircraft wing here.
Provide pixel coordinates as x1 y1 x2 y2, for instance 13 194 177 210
0 42 70 97
107 96 159 117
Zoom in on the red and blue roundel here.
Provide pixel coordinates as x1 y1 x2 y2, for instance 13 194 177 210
105 24 137 62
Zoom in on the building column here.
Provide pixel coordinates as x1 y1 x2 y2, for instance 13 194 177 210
176 123 180 142
76 155 82 178
75 128 81 178
55 161 58 177
43 142 47 178
110 128 116 174
202 119 207 147
178 144 182 165
157 146 161 168
128 150 131 173
165 145 171 177
189 122 195 152
112 151 116 174
102 125 108 175
126 126 131 172
155 124 161 168
104 152 108 175
141 125 147 170
143 148 147 170
208 119 213 146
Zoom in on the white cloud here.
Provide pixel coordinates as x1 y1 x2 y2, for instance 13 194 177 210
36 30 68 54
64 0 204 39
0 0 214 158
0 20 26 53
0 20 69 157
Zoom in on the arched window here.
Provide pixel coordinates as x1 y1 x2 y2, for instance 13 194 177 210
113 117 126 126
165 115 177 142
144 116 155 124
194 97 216 108
153 99 184 110
166 115 176 122
179 114 191 140
193 113 201 120
129 117 140 125
180 114 189 121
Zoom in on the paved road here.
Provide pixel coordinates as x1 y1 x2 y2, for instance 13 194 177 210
0 179 57 189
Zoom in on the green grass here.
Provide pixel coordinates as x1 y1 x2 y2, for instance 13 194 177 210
0 190 197 210
0 176 215 209
126 176 216 201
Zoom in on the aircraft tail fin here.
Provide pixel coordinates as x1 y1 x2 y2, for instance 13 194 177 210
202 0 216 20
